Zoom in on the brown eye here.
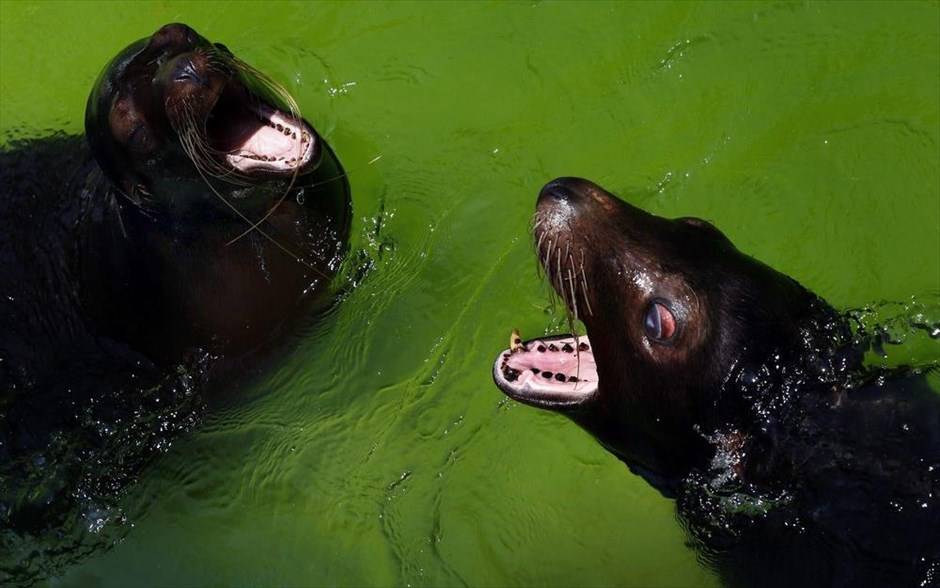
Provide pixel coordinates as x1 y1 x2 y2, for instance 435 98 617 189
644 302 677 343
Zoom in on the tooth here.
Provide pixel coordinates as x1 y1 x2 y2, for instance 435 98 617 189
510 328 525 352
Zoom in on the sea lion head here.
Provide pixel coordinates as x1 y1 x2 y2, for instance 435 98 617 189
494 177 846 492
85 23 321 215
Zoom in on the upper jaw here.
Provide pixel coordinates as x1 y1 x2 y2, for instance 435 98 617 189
202 80 321 179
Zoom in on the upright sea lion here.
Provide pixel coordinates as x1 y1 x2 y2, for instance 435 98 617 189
81 22 351 361
0 23 350 582
493 177 939 587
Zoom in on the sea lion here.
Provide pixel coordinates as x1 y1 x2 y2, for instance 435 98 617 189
0 23 350 582
81 22 351 362
493 177 939 587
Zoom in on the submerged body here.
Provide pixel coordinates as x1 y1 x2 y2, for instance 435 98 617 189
0 24 350 582
493 177 939 587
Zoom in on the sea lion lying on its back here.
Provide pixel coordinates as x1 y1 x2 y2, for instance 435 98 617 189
0 23 350 582
493 177 939 588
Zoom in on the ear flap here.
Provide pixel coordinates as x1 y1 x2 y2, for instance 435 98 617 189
676 217 732 244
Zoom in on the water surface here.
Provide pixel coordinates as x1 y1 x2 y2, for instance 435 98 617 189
1 1 938 586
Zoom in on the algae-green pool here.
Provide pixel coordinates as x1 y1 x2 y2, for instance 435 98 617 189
1 1 938 586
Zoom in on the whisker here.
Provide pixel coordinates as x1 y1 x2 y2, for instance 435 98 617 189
225 181 295 246
153 52 339 278
184 136 330 279
567 261 579 322
544 238 554 288
215 57 346 244
580 247 593 316
225 154 380 246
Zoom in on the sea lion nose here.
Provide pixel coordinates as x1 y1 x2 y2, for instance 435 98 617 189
170 56 209 87
537 176 639 221
153 23 200 47
538 177 595 206
147 23 202 54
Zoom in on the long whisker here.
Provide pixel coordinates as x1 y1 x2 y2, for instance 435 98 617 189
544 237 554 291
580 247 593 317
567 259 579 322
208 57 311 243
225 154 382 247
174 105 326 277
175 100 254 185
233 56 305 187
189 155 330 279
158 53 335 278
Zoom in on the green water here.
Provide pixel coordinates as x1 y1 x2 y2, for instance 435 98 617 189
1 1 938 586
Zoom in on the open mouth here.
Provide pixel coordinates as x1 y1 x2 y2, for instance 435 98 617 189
493 329 598 409
205 83 319 177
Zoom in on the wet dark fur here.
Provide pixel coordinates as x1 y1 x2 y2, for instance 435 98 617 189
527 178 939 587
0 25 350 583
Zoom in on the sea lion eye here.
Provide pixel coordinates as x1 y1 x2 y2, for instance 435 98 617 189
644 302 677 343
109 98 156 153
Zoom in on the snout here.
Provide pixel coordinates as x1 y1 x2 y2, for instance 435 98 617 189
148 23 203 53
538 177 602 207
